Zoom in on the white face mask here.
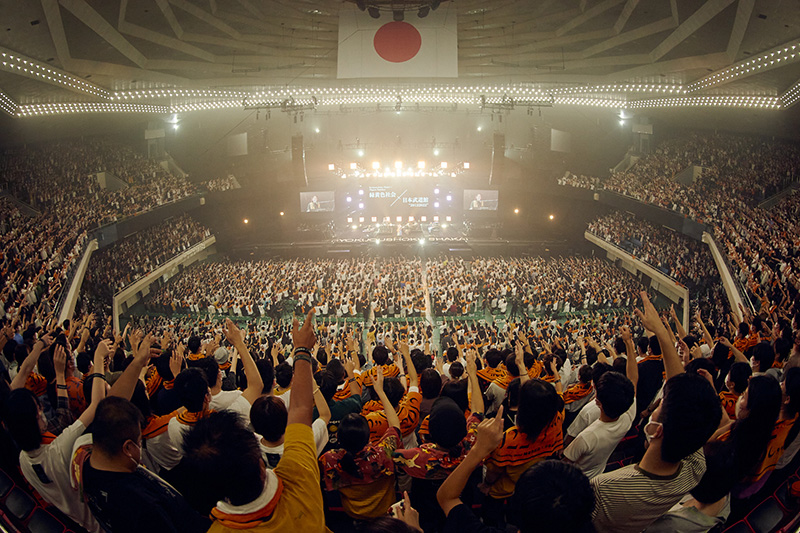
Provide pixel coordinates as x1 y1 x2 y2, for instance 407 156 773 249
644 420 663 443
125 440 142 468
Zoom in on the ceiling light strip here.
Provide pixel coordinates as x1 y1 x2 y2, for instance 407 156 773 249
0 89 17 116
16 102 169 117
0 48 110 99
780 79 800 109
686 41 800 93
628 96 781 109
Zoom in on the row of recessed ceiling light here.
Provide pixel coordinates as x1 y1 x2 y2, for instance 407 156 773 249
16 102 169 116
627 96 782 109
0 90 17 116
687 42 800 92
0 51 109 98
780 80 800 108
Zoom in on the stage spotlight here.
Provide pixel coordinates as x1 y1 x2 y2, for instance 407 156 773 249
315 128 320 133
358 202 364 209
421 216 427 222
347 217 353 223
173 124 179 130
372 161 380 169
446 195 452 201
393 9 404 21
352 224 358 229
359 217 365 223
619 120 625 126
328 163 335 171
463 162 470 169
514 208 520 214
376 239 381 244
434 202 440 208
477 126 482 132
419 238 426 245
418 161 426 169
358 150 364 157
434 188 440 194
243 218 249 224
433 149 440 156
433 216 440 222
446 216 452 222
418 5 430 17
350 162 357 170
346 196 352 203
368 6 380 18
442 223 448 229
358 189 364 195
371 217 377 222
549 214 555 220
394 161 403 169
441 161 448 168
396 216 403 222
279 212 284 216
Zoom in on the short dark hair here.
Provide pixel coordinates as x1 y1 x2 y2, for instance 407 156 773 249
684 357 716 378
648 336 662 356
596 372 634 419
441 379 469 412
275 363 293 388
182 410 263 506
505 354 520 378
256 359 275 394
750 343 775 372
612 357 627 374
485 349 503 368
187 335 202 354
419 369 442 400
516 380 564 440
320 372 339 403
92 397 144 456
636 337 649 355
326 359 345 382
727 362 752 394
250 396 288 443
192 357 220 388
446 347 459 363
577 364 592 384
510 460 594 533
591 362 613 384
383 377 405 408
411 352 431 374
3 389 42 451
449 361 464 379
659 373 721 463
174 368 210 412
372 346 390 366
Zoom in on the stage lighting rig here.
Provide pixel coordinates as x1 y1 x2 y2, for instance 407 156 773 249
345 0 448 19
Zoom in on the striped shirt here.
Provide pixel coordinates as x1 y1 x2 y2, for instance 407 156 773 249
590 449 706 533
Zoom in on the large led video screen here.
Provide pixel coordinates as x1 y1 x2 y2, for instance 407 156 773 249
463 189 498 211
299 191 335 212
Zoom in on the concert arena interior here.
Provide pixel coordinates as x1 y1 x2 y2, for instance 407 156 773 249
2 1 800 532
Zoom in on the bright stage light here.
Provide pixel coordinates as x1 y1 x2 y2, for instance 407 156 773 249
371 217 377 222
396 216 402 222
394 161 402 169
347 217 353 223
421 216 427 222
358 189 364 195
434 188 440 194
279 212 284 216
418 161 425 169
359 217 365 222
372 161 380 169
346 196 352 202
514 208 520 214
433 149 440 156
243 218 249 224
328 163 335 171
446 195 452 201
350 162 357 170
433 216 439 222
463 162 470 169
419 238 426 245
375 239 381 244
445 216 452 222
351 224 358 229
173 124 179 130
477 126 482 132
315 128 320 133
441 162 448 168
358 202 364 209
434 202 440 208
442 223 449 229
549 214 555 220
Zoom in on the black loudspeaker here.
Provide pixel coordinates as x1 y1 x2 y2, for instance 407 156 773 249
489 132 505 185
291 134 308 188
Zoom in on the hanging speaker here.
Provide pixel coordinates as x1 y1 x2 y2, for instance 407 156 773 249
489 133 505 185
291 134 308 188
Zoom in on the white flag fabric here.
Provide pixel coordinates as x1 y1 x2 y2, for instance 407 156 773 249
337 4 458 79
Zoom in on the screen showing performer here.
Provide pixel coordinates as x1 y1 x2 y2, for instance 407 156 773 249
463 189 498 211
299 191 335 212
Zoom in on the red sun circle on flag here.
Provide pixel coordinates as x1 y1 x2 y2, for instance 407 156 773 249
373 21 422 63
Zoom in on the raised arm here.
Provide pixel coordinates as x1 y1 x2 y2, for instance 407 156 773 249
109 334 154 400
399 340 417 388
465 349 484 414
374 370 401 430
77 339 111 427
437 407 504 516
287 310 316 427
719 336 748 363
621 325 638 393
670 305 687 339
635 291 683 379
10 334 52 390
695 310 714 348
224 319 263 404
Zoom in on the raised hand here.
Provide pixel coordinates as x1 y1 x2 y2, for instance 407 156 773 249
291 310 316 351
53 344 67 375
95 338 114 362
474 406 505 456
634 291 665 332
375 367 384 392
620 324 632 343
223 318 243 346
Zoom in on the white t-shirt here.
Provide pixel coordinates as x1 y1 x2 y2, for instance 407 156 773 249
144 430 182 473
257 418 329 465
209 389 243 411
20 420 102 532
563 400 636 479
568 401 602 438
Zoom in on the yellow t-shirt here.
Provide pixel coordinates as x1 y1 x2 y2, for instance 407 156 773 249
208 424 330 532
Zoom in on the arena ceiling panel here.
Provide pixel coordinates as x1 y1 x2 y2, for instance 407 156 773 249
0 0 799 117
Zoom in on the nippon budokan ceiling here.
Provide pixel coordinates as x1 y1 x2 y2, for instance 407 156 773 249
1 0 800 119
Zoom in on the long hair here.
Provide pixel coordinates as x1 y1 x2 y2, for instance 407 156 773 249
338 413 370 479
724 376 781 478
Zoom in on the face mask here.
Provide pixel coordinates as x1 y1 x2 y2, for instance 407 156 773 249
125 440 142 468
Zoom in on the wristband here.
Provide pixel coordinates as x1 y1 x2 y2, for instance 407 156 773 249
56 384 68 390
294 346 312 356
293 353 313 365
85 372 106 382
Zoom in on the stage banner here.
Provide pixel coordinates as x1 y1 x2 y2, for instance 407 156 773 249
337 4 457 78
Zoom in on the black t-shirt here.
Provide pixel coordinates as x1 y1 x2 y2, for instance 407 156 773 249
636 359 665 414
443 504 506 533
82 462 210 533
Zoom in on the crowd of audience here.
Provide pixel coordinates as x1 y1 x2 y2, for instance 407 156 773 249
1 278 798 532
80 214 211 315
201 175 238 192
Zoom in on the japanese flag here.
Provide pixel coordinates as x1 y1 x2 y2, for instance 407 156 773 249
337 4 458 79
